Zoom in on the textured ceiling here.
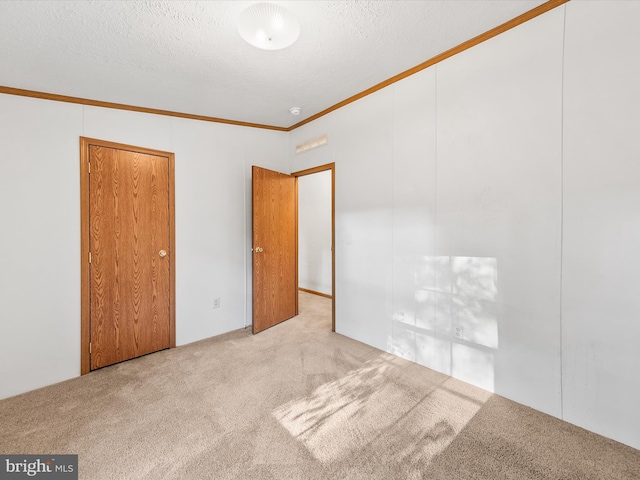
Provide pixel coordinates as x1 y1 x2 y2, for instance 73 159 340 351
0 1 546 128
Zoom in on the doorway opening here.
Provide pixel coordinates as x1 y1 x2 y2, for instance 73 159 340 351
251 163 334 334
292 163 335 332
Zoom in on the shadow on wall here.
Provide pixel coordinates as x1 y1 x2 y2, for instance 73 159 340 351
390 256 498 392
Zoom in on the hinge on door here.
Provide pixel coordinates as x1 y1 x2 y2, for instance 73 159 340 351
88 161 90 174
88 252 92 263
89 343 92 354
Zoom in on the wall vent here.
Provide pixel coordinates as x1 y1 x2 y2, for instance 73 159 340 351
296 134 328 155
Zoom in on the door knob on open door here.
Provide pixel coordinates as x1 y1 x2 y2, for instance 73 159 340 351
255 247 264 253
159 250 167 258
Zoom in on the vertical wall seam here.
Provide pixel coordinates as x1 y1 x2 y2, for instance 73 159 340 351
559 3 567 421
390 84 396 356
435 65 444 374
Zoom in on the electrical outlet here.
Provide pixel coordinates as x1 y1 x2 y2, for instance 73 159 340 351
454 326 463 339
213 298 220 309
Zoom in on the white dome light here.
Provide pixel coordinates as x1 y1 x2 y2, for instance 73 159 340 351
237 3 300 51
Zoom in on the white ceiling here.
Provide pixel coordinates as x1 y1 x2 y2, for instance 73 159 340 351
0 1 546 128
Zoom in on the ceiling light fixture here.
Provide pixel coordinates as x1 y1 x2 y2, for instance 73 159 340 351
237 3 300 51
289 107 301 116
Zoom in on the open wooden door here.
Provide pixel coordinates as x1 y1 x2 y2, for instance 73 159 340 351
252 166 297 334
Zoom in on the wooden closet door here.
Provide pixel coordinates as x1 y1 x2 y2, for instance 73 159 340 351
89 144 171 369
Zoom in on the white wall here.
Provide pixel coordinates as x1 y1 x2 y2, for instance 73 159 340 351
332 89 395 351
289 6 564 413
562 0 640 450
298 170 332 295
390 68 438 370
436 7 564 415
171 117 245 344
288 2 640 450
0 95 287 399
0 95 83 399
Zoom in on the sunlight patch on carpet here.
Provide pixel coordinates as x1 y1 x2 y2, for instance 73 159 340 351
273 357 492 464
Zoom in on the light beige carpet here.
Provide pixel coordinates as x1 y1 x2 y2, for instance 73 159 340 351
1 292 638 479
